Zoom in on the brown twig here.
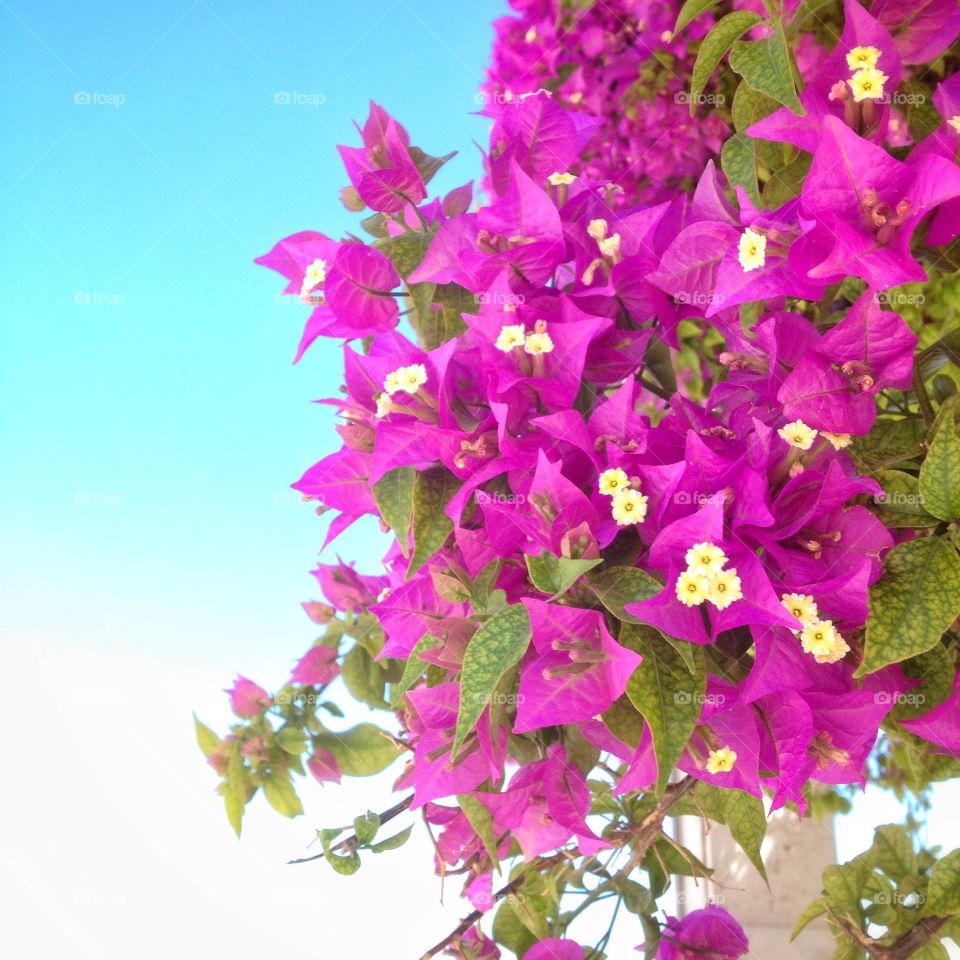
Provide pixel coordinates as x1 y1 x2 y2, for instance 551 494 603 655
418 852 570 960
827 907 949 959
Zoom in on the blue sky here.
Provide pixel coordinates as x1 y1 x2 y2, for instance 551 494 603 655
2 1 958 957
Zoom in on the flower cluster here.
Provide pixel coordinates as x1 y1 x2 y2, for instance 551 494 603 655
203 1 960 955
483 0 728 205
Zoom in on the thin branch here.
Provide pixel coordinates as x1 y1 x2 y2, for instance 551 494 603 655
827 907 949 960
418 852 570 960
287 793 413 865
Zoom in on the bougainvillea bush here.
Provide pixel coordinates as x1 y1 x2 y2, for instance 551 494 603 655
198 1 960 956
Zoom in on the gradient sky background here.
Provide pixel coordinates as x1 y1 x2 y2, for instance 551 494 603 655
2 1 959 957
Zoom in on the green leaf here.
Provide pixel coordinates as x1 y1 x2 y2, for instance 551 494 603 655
372 467 415 556
874 470 940 528
690 11 765 112
762 152 811 208
408 468 457 579
416 283 471 350
872 824 916 879
675 782 768 882
791 898 828 941
341 644 390 710
720 790 769 883
369 823 414 853
674 0 723 33
903 79 941 143
353 810 381 845
276 726 307 755
524 551 601 597
453 604 532 759
408 146 456 185
391 633 441 708
374 229 434 278
492 899 538 957
623 624 705 794
458 793 501 867
313 723 400 776
729 25 803 114
919 398 960 521
926 848 960 914
261 770 304 818
892 644 955 723
194 714 220 757
602 694 646 748
822 861 869 917
722 131 761 208
220 740 248 837
858 537 960 676
639 914 661 960
318 828 361 875
586 565 663 622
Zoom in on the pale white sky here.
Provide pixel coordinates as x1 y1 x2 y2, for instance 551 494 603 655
4 632 958 958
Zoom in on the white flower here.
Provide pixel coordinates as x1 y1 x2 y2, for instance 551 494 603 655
611 487 648 525
495 323 526 352
706 746 737 774
707 568 742 610
800 619 850 664
523 331 554 355
547 171 576 186
384 363 427 396
846 46 881 71
299 258 327 297
684 542 728 578
848 66 888 102
738 228 766 272
782 593 819 627
821 432 852 450
778 419 818 450
676 570 711 607
598 467 629 496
